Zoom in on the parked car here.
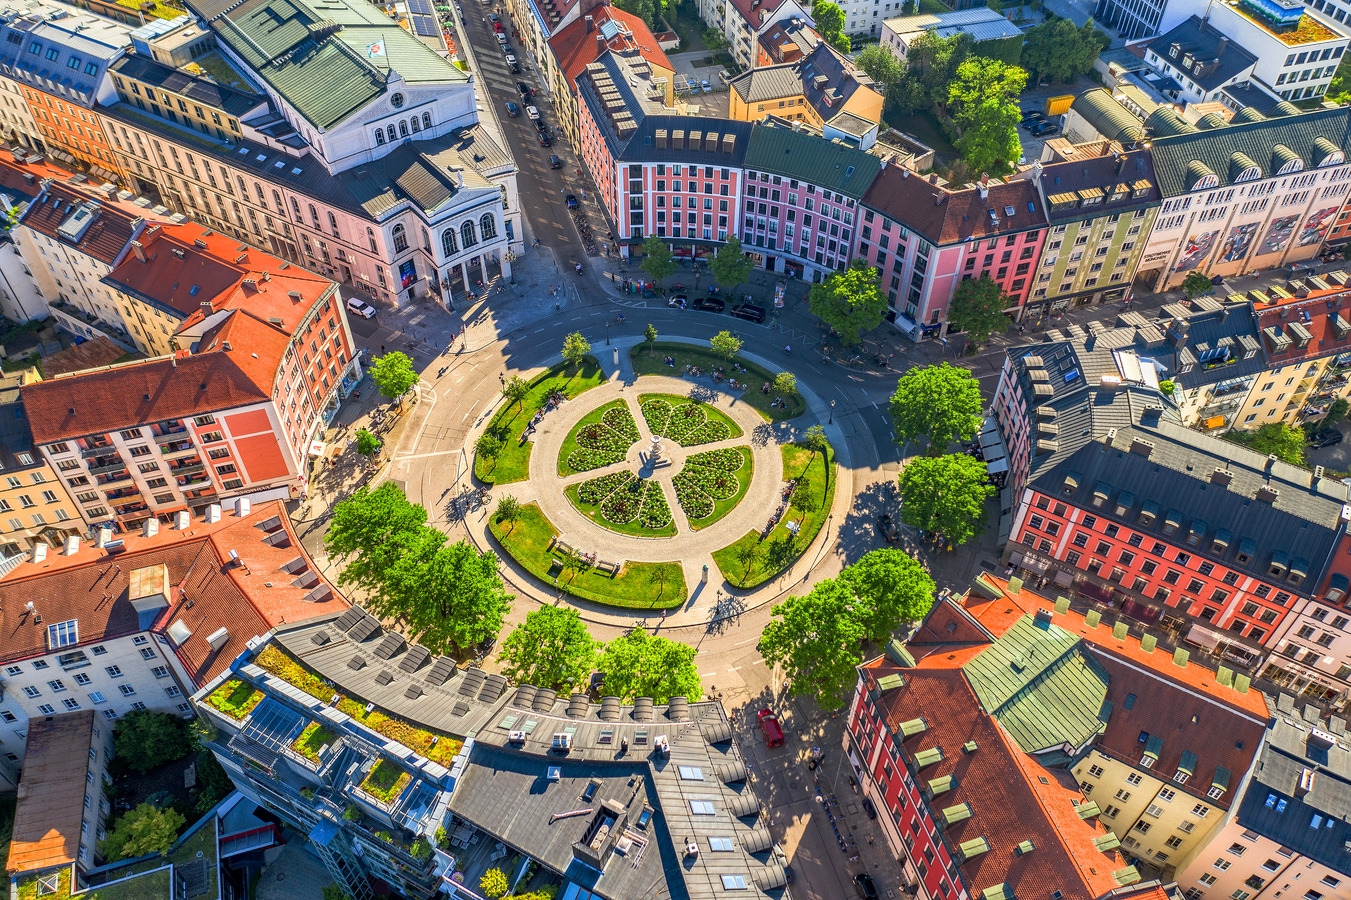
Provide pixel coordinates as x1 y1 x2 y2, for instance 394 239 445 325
854 874 879 900
345 297 377 319
526 105 540 120
505 54 520 72
504 101 519 117
534 118 548 133
732 302 766 323
1032 122 1060 137
1020 109 1045 123
757 708 785 747
488 11 500 20
700 78 711 92
693 296 724 312
495 32 507 45
548 154 562 168
517 81 534 98
537 131 552 147
492 19 503 32
668 294 687 308
878 513 901 543
565 193 579 209
1310 428 1344 448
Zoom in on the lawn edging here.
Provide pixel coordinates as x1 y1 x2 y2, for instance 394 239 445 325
475 357 605 485
630 342 806 421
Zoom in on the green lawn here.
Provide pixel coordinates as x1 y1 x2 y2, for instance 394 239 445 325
712 442 836 588
630 343 806 421
886 112 957 155
558 399 637 476
490 502 686 609
665 10 708 52
639 392 744 442
684 446 754 531
477 359 605 485
564 481 678 538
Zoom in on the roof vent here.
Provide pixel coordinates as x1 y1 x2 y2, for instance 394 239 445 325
206 626 229 651
1256 485 1279 503
1129 438 1154 457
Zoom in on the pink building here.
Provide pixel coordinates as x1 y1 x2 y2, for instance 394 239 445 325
862 163 1048 340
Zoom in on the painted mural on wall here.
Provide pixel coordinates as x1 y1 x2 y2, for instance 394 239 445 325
1175 230 1218 272
1259 215 1299 255
1298 207 1339 247
1219 222 1259 263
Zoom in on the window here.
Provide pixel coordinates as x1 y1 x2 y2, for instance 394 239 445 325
151 666 169 679
690 800 716 814
709 837 734 851
1166 836 1184 848
105 666 122 677
139 648 156 660
22 686 39 698
1126 772 1143 785
1088 765 1104 777
88 692 105 704
133 636 149 646
678 766 704 780
164 686 181 698
74 673 90 686
118 684 135 696
0 711 13 723
720 875 747 890
47 619 77 648
62 698 79 710
1228 843 1247 856
4 666 20 676
131 702 146 711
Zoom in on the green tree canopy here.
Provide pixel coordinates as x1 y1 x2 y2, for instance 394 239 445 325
856 43 905 94
498 606 602 691
597 630 701 703
710 329 743 363
355 427 382 458
888 363 984 453
760 578 868 708
947 57 1026 176
501 375 530 409
1181 271 1214 299
1324 397 1349 426
772 371 798 396
808 260 886 346
640 235 676 283
813 0 849 51
889 31 969 117
709 234 753 291
643 323 659 355
479 868 509 900
382 531 513 654
494 494 521 533
562 332 592 370
1235 422 1306 467
612 0 655 25
838 548 937 642
114 711 192 774
897 453 995 546
369 351 418 401
1020 17 1109 84
324 482 427 595
948 275 1012 345
100 803 185 861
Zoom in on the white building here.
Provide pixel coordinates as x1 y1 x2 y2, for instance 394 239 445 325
880 8 1023 59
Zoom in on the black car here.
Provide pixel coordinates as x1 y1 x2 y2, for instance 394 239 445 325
534 118 548 133
1020 114 1046 130
1020 109 1044 122
854 874 879 900
1032 122 1060 137
732 302 765 323
549 154 562 168
538 133 552 147
1310 428 1344 448
693 296 724 312
565 193 579 209
517 81 534 99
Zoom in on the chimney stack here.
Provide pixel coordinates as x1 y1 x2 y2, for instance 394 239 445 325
585 14 593 31
131 240 146 263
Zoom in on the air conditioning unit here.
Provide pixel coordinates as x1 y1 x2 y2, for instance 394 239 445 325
508 730 526 744
551 733 573 751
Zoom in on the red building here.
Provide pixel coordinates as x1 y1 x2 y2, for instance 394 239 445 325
994 342 1351 667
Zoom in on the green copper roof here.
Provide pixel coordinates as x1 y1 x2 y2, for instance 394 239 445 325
942 802 973 825
1076 801 1101 820
1113 866 1142 886
981 885 1014 900
1093 832 1121 851
886 638 917 668
898 717 927 738
914 747 944 768
928 775 957 796
743 122 880 199
962 615 1110 754
876 673 905 692
958 837 990 860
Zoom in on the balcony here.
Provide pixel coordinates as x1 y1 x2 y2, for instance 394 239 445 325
168 461 205 477
81 445 116 458
114 504 150 518
108 493 144 508
154 427 189 442
159 441 195 457
178 474 211 488
86 460 128 476
97 474 135 489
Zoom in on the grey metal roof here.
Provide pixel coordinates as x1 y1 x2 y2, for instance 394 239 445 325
728 64 802 104
1156 302 1267 390
1146 16 1258 93
1236 710 1351 874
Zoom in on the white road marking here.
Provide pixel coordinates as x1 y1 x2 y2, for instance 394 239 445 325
734 637 758 646
727 666 742 671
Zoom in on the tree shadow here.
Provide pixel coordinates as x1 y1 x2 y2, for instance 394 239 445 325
686 384 718 405
705 593 747 635
834 478 931 569
751 422 776 447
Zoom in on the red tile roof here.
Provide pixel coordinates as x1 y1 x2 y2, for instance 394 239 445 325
6 711 96 874
551 1 674 86
18 183 141 266
862 161 1047 246
863 656 1125 899
1252 276 1351 366
0 501 345 684
728 0 795 30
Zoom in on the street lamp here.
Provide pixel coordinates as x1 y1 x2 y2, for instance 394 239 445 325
606 321 611 345
829 399 835 425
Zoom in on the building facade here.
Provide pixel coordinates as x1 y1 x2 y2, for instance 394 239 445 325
0 369 80 559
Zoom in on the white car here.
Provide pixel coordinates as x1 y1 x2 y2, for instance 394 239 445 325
526 105 540 120
346 297 377 319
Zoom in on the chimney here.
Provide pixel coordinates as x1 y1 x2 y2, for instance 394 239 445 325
1116 154 1127 178
585 13 593 31
1217 36 1228 55
131 240 146 263
597 33 604 50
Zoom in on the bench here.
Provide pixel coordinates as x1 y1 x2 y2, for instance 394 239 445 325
595 559 622 576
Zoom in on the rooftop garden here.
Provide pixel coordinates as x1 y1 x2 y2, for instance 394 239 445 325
205 679 264 720
1233 4 1338 44
359 760 412 805
291 722 338 762
16 867 74 900
253 645 464 766
114 0 183 20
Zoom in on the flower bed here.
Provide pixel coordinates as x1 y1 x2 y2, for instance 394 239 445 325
206 679 264 720
641 398 730 447
601 479 644 524
673 448 748 520
576 471 636 505
360 759 412 804
292 722 338 762
639 480 674 529
565 404 640 472
672 471 715 519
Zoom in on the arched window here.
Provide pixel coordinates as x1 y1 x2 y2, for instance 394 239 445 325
374 128 385 145
392 223 408 253
422 112 432 129
387 125 396 143
409 116 420 133
442 228 458 256
271 189 283 215
290 197 301 221
328 211 339 237
308 203 319 228
367 227 377 253
399 120 409 138
479 213 496 240
236 176 247 196
461 220 477 247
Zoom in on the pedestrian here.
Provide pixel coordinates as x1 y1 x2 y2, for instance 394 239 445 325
380 344 385 353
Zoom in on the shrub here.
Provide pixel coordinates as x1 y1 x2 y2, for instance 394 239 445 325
99 802 185 861
114 710 192 774
205 680 263 720
480 868 509 899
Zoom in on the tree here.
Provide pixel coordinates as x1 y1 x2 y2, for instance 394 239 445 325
856 44 905 95
114 710 191 774
369 351 418 402
382 531 514 653
1182 271 1214 299
772 371 798 396
888 363 983 453
355 427 382 460
710 330 743 363
890 31 968 118
474 432 503 471
789 482 818 521
808 260 886 346
640 235 676 283
1020 17 1108 84
597 629 701 703
947 57 1026 176
501 375 529 410
1241 423 1306 467
612 0 655 25
759 578 868 709
709 234 753 293
644 323 659 357
498 606 602 691
480 868 509 900
897 453 994 546
100 803 185 861
562 332 591 370
193 749 233 814
948 275 1012 345
838 548 936 642
322 886 350 900
803 423 829 466
1325 397 1350 426
812 0 849 52
324 482 427 596
494 494 521 533
702 27 727 50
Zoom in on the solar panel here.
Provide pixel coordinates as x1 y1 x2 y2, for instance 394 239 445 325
375 670 394 686
335 608 365 631
348 615 381 643
425 657 456 685
373 632 405 660
408 0 433 14
399 644 431 673
412 14 438 36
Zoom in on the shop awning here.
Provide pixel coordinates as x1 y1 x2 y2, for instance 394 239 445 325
1185 624 1222 650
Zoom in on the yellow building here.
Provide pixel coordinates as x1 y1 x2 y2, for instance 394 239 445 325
0 368 81 558
107 54 265 147
728 42 883 143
